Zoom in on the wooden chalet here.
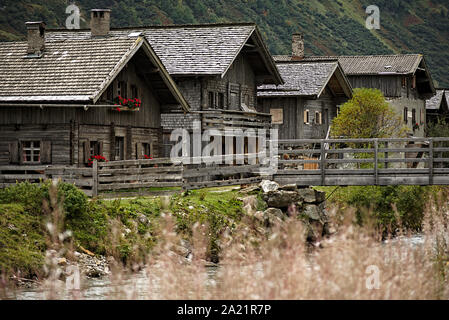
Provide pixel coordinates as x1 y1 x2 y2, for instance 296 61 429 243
46 17 283 157
277 34 436 137
257 59 352 140
0 13 189 167
426 89 449 124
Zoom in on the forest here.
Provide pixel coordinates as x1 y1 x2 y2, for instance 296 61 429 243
0 0 448 86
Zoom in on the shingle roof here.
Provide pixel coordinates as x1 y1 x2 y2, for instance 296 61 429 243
0 36 190 109
257 61 341 98
274 54 423 75
0 37 140 101
46 23 281 82
426 89 446 110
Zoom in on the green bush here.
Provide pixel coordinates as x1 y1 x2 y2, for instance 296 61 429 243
324 185 431 234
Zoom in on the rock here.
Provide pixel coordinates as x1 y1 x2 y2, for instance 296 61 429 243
240 185 260 193
124 228 132 235
137 213 149 225
263 190 302 209
297 188 326 203
263 208 284 227
279 184 298 191
303 204 323 221
264 208 284 219
253 211 265 222
57 257 67 266
260 180 279 193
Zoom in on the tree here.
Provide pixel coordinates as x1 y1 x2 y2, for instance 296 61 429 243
331 88 409 139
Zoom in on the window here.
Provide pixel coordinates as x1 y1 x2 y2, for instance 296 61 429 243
131 85 138 98
315 111 322 124
22 141 40 163
270 108 283 124
143 143 151 157
217 93 225 109
402 77 407 88
404 107 408 124
412 109 416 125
117 81 127 98
106 84 114 102
90 141 101 157
304 109 310 124
115 137 125 161
208 91 215 109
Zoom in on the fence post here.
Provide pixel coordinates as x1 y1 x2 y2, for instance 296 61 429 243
374 139 378 185
92 160 98 197
429 138 433 185
320 139 325 186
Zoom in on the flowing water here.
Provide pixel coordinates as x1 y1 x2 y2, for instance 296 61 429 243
7 234 425 300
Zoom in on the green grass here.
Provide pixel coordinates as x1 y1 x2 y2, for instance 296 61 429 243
0 203 46 276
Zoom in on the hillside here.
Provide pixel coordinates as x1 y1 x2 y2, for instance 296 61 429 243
0 0 448 86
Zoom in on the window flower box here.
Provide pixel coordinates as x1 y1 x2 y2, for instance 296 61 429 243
112 96 142 112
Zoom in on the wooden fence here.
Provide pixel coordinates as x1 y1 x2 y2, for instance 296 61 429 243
2 138 449 196
274 137 449 186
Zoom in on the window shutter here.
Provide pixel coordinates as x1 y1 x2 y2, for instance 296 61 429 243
136 143 143 159
9 141 19 164
19 141 24 164
83 140 90 164
41 141 52 164
99 141 104 156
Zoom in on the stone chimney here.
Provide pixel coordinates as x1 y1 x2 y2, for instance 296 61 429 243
292 33 304 60
90 9 111 37
26 21 46 55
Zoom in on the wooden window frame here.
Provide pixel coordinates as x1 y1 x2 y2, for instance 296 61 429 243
315 111 322 125
304 109 310 124
270 108 284 124
118 80 127 98
114 136 125 161
21 140 41 164
131 84 138 99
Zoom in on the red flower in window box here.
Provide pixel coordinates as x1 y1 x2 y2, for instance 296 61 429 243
113 96 141 110
87 155 108 167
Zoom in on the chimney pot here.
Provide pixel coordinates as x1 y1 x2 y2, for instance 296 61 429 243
90 9 111 37
292 33 304 60
26 21 46 55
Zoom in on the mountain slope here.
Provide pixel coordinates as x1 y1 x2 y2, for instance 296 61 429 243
0 0 448 86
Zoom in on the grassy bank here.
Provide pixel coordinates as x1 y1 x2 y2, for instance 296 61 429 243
0 182 247 277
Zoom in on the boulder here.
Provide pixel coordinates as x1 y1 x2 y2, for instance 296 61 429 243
297 188 326 203
263 190 302 209
303 204 321 221
260 180 279 193
263 208 284 226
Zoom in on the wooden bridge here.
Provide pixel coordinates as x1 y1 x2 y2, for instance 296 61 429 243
1 137 449 197
274 137 449 186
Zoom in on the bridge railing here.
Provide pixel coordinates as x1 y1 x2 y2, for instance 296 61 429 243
274 137 449 186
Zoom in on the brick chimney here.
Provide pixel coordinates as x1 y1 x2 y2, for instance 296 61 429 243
26 21 46 56
292 33 304 60
90 9 111 37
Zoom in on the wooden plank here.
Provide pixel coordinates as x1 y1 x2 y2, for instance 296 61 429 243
98 181 183 191
99 173 183 182
99 167 182 175
92 160 98 197
98 158 180 167
374 139 378 185
429 139 433 185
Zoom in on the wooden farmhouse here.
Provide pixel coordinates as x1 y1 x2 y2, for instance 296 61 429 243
277 34 436 137
426 89 449 124
46 10 283 158
257 59 352 140
0 16 189 167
